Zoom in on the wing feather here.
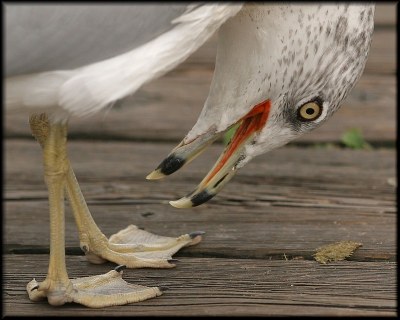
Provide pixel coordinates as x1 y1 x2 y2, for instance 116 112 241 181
6 4 190 75
5 4 243 120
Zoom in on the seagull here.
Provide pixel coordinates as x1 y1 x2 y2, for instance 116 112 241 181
146 4 375 208
5 3 374 308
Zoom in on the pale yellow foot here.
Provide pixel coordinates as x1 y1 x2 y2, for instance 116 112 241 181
27 266 162 308
82 225 204 268
31 113 205 270
61 124 204 268
28 113 165 308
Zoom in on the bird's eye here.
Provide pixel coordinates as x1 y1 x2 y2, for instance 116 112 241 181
297 101 322 121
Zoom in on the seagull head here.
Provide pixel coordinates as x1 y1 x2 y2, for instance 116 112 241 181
147 4 375 208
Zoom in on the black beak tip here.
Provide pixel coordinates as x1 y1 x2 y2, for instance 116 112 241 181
157 154 186 176
190 190 215 207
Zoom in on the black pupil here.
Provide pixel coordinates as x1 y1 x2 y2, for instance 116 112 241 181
306 107 315 115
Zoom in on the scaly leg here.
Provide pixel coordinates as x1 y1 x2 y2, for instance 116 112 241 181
66 164 203 268
27 114 162 307
31 114 203 268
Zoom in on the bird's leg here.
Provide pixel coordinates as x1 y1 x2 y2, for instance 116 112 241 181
66 165 203 268
26 115 72 305
30 114 203 270
27 114 162 307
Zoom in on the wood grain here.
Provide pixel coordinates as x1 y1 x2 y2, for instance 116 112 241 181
373 3 397 27
3 255 396 316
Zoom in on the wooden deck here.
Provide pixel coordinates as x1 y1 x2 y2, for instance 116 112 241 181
3 4 397 317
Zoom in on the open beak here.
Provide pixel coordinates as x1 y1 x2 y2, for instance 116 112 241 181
147 100 271 208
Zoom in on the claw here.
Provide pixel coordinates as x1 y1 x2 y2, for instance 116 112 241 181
159 286 169 292
167 259 180 263
114 265 127 272
30 284 39 292
189 231 206 239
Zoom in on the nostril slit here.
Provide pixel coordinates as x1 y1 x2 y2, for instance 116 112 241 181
214 173 229 188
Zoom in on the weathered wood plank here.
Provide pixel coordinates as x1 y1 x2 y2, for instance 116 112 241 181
4 72 396 143
365 28 396 75
5 141 396 195
373 3 397 27
4 200 396 262
3 255 396 316
4 140 396 260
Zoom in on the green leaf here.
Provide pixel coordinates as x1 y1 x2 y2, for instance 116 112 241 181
341 128 373 150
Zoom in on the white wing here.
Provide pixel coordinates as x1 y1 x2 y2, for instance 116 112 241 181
5 4 242 120
6 4 196 75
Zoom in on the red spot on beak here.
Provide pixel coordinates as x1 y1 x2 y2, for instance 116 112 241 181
204 99 271 184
